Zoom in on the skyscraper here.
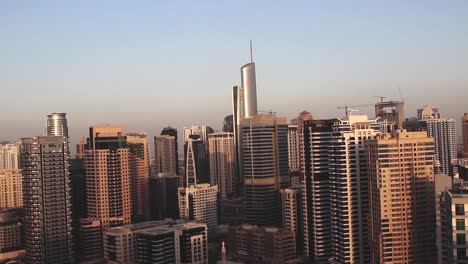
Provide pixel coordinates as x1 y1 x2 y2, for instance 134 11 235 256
0 142 20 170
46 112 69 137
149 173 181 220
178 183 219 231
0 208 25 262
417 105 457 176
301 119 335 263
154 135 178 175
463 113 468 158
223 114 234 133
127 133 150 222
241 114 289 227
208 132 236 199
329 115 380 263
241 41 258 119
20 136 73 263
183 125 215 143
0 169 23 208
185 138 210 185
160 126 180 175
366 130 436 263
85 125 131 227
280 187 303 256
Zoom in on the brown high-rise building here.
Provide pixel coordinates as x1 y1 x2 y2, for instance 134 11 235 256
85 125 131 228
366 130 436 263
127 133 150 222
463 113 468 158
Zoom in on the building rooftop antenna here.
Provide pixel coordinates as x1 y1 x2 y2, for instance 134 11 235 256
249 40 253 63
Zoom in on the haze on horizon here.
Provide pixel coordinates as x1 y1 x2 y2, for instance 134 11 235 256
2 0 468 148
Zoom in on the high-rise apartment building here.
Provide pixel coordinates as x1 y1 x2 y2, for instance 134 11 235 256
208 132 236 199
76 137 86 159
375 100 404 133
280 187 303 256
178 184 219 231
0 209 24 262
241 114 289 227
440 179 468 263
0 142 20 170
127 133 150 222
329 115 380 264
20 136 73 263
416 105 457 176
85 125 131 228
0 169 22 208
366 130 436 263
103 219 208 264
463 113 468 158
301 119 335 263
46 112 69 137
287 125 300 173
154 134 178 175
227 225 296 263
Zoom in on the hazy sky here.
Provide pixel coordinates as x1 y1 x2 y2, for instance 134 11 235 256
2 0 468 148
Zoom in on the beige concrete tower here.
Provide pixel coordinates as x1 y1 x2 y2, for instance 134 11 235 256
85 125 131 227
366 130 436 263
0 169 22 208
208 132 236 200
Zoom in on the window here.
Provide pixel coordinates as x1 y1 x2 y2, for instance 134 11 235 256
458 234 466 245
457 204 465 216
457 248 467 259
457 219 465 230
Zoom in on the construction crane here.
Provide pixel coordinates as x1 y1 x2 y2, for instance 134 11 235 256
374 96 386 103
337 104 374 117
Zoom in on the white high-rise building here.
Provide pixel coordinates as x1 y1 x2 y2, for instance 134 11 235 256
183 126 214 142
178 184 219 231
208 132 236 200
417 105 457 176
0 143 20 170
46 112 69 137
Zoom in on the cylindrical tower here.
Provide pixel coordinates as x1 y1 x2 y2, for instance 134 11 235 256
241 63 258 118
46 113 68 137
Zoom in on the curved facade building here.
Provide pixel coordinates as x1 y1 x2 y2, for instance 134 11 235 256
46 113 69 137
241 63 258 118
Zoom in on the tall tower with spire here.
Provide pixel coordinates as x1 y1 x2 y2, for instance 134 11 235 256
241 40 258 118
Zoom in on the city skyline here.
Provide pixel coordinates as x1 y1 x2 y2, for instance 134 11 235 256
2 1 468 148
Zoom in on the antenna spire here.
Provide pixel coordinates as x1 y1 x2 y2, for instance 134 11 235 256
249 40 253 63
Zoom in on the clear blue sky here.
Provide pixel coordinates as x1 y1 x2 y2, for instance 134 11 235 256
2 0 468 147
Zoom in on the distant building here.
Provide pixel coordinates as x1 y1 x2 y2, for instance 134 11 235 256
287 125 300 173
178 184 219 231
185 138 211 185
0 169 22 208
0 142 20 170
20 136 73 263
154 135 178 175
103 219 208 264
46 112 69 137
70 159 87 220
160 126 180 175
0 208 24 262
463 113 468 158
183 125 215 143
227 224 296 264
241 114 289 227
375 100 404 132
127 133 151 222
149 173 181 220
75 137 86 159
223 115 234 133
367 130 436 263
208 132 236 199
220 197 245 226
